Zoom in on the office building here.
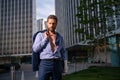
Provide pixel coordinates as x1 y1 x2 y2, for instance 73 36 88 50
37 19 47 31
0 0 36 63
55 0 120 66
55 0 81 48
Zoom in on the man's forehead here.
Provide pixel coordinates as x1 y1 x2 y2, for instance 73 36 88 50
47 19 57 23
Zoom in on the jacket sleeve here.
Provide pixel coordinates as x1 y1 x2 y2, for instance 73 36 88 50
32 50 40 71
60 37 68 60
32 32 48 72
60 37 68 73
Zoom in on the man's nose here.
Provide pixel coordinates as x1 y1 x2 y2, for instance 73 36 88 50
51 24 54 26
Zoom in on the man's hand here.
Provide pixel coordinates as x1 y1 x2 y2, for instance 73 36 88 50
44 31 56 41
44 31 57 52
64 60 68 73
44 31 49 39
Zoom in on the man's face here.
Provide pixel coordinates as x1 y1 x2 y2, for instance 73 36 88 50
47 19 57 32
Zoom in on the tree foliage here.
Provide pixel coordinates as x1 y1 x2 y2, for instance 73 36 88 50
75 0 119 45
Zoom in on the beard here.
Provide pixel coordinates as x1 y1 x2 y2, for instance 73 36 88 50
48 28 55 32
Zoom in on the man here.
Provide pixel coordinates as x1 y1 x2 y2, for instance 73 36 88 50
32 15 68 80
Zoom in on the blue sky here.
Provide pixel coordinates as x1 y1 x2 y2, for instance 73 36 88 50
36 0 55 20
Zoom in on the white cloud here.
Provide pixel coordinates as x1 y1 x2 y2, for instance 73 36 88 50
36 0 55 20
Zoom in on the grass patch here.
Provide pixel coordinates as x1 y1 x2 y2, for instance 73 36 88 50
63 66 120 80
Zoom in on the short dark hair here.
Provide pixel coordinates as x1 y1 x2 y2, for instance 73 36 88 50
47 15 58 23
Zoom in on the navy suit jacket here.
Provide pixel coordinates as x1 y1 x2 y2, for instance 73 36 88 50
32 30 65 72
32 30 46 71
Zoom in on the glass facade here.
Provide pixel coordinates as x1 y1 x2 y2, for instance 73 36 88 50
55 0 120 65
55 0 120 48
55 0 81 48
37 19 47 31
109 35 120 66
0 0 36 56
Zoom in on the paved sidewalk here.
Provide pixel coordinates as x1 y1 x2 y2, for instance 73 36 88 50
0 63 111 80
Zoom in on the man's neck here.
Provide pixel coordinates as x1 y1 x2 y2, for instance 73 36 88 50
48 30 55 35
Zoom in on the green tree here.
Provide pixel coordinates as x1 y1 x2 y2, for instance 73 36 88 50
75 0 120 63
